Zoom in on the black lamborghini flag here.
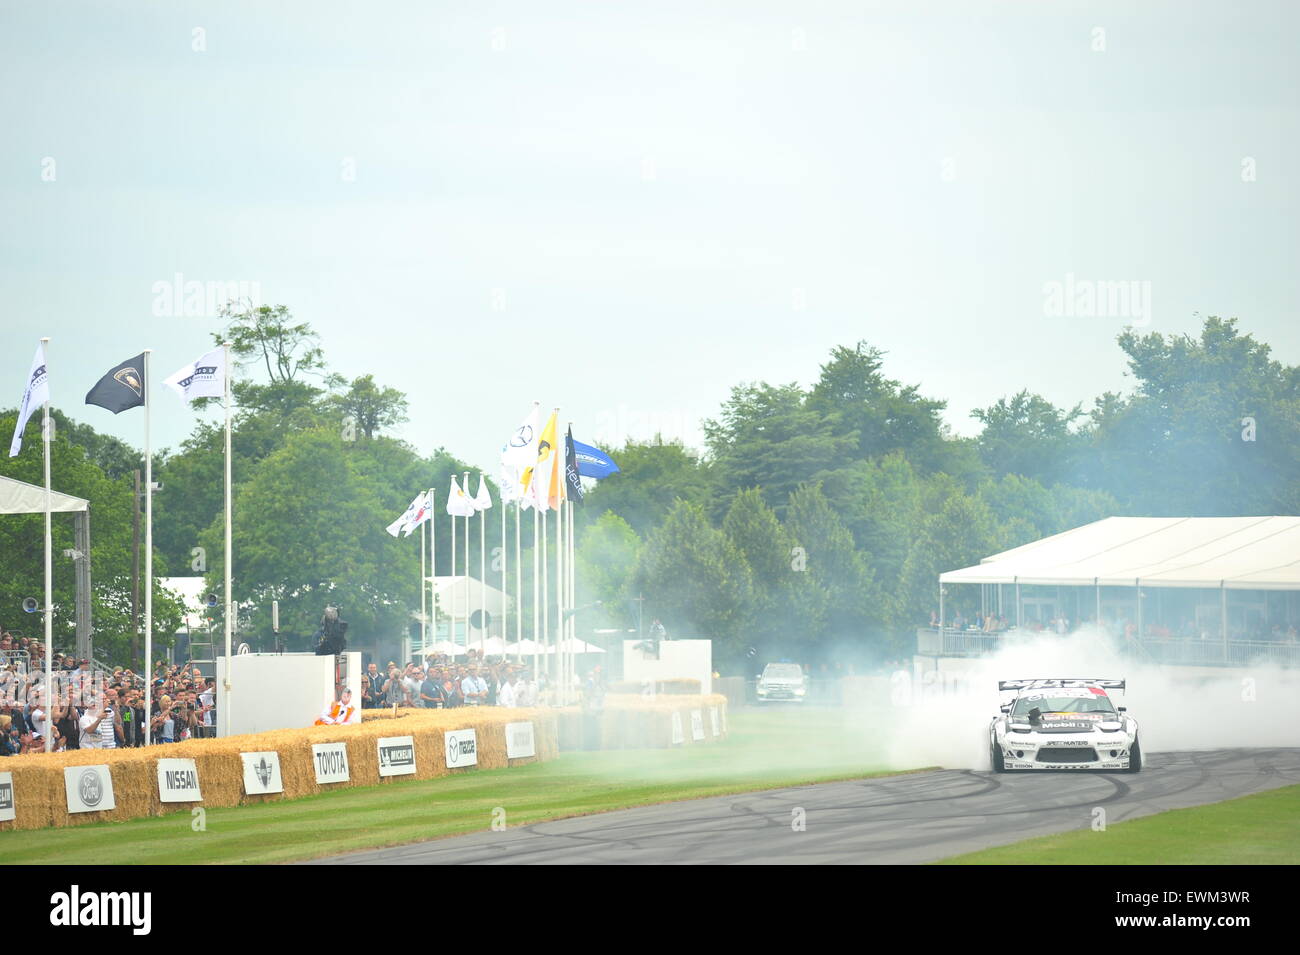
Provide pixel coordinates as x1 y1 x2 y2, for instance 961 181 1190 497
85 353 146 414
564 425 584 504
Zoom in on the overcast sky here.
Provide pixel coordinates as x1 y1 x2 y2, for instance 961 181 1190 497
3 0 1297 473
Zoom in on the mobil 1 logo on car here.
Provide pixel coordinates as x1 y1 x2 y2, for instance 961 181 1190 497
445 729 478 768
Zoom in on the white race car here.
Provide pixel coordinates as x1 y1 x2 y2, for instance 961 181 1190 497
989 678 1141 773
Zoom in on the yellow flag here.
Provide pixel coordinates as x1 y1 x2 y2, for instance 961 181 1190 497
525 410 560 512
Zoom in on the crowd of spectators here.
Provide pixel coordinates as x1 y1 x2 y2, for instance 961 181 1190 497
928 609 1300 644
360 651 548 710
1 633 216 756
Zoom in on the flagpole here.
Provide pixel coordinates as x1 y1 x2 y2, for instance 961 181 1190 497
222 340 233 733
556 499 565 704
40 338 53 718
450 488 457 648
420 520 427 649
143 349 153 746
478 476 486 658
436 488 441 647
514 502 522 664
462 470 470 656
532 506 539 679
500 485 507 651
541 504 549 694
564 496 574 706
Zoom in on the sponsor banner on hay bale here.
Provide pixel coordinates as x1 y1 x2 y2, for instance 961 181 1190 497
0 708 557 831
157 759 202 803
505 721 535 759
556 695 728 751
378 736 417 777
65 765 115 814
445 729 478 768
312 742 350 784
0 772 14 823
241 752 285 796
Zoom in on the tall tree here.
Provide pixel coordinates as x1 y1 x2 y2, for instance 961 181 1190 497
580 438 710 537
972 390 1085 487
634 499 753 658
327 374 410 440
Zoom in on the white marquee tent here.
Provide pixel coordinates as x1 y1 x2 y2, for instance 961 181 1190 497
938 517 1300 642
940 516 1300 590
0 475 93 655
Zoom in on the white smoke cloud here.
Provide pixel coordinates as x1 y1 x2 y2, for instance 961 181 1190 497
867 627 1300 771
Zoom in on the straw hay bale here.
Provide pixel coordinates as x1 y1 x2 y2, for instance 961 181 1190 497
0 706 559 831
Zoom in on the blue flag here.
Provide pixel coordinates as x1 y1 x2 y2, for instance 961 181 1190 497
572 439 620 479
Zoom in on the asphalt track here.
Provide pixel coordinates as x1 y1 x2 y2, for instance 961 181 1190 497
305 747 1300 864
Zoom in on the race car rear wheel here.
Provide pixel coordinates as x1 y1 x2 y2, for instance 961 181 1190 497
1126 738 1142 773
990 738 1006 773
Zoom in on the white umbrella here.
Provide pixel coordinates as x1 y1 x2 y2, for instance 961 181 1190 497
546 638 605 655
423 640 468 657
505 639 544 655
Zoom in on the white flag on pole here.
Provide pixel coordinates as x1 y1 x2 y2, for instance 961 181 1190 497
163 347 226 402
500 403 539 503
473 474 493 512
387 491 431 538
9 343 49 457
446 476 476 517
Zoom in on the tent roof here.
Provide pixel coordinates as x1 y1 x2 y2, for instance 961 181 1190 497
0 475 89 514
940 516 1300 591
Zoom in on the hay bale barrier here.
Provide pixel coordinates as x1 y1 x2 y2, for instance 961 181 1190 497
558 694 729 751
0 696 721 831
0 707 557 832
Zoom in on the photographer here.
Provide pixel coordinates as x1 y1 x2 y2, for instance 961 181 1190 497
151 695 187 744
77 697 113 749
120 689 146 746
53 685 80 751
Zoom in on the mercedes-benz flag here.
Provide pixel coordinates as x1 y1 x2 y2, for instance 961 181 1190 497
9 343 49 458
85 353 146 415
163 347 225 402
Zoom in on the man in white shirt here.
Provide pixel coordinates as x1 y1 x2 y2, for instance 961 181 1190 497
78 701 112 749
461 667 487 706
497 673 518 708
27 690 47 740
514 673 535 708
402 666 423 706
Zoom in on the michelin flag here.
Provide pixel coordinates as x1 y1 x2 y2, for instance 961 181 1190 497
9 343 49 457
572 438 620 479
85 353 146 415
163 347 225 402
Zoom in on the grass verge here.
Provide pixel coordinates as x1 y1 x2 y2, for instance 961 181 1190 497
937 783 1300 864
0 706 900 864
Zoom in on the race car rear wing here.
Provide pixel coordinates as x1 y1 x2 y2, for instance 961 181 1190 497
998 678 1126 692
